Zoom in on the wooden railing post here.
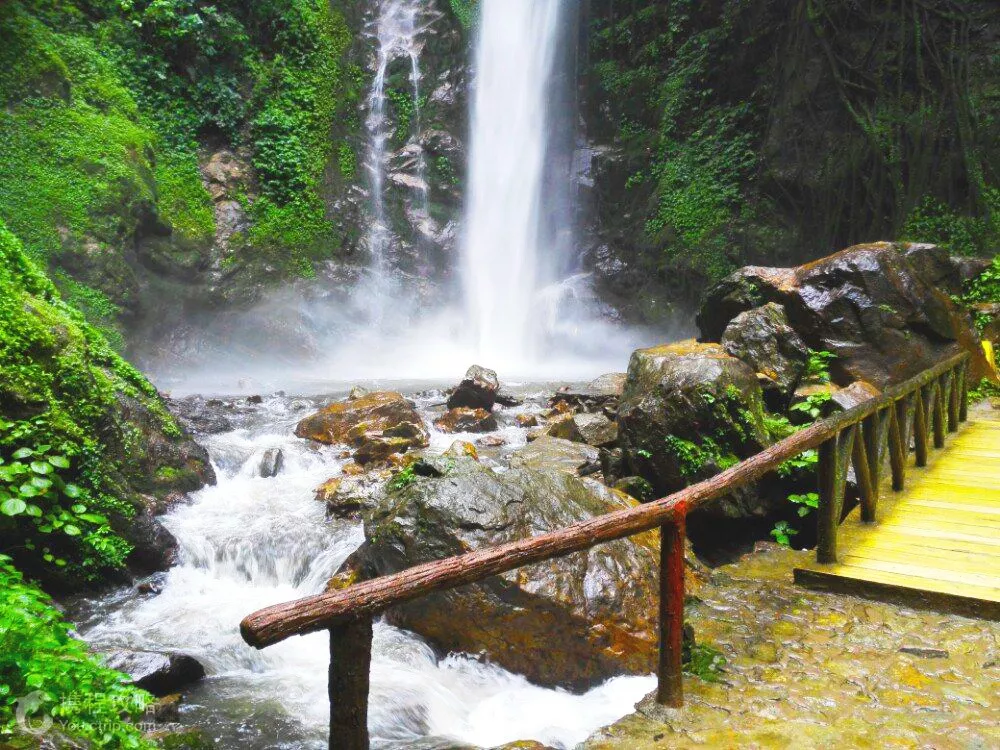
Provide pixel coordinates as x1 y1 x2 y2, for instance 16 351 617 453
851 423 875 522
657 517 685 707
932 378 947 448
817 427 855 563
861 409 889 521
914 384 931 466
958 363 969 422
888 395 910 492
329 618 373 750
947 367 960 432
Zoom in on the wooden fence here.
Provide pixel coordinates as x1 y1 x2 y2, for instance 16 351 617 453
240 351 970 750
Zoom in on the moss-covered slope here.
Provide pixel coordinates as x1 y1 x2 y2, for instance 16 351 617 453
0 221 212 588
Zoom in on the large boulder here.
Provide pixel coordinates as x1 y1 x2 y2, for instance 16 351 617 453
551 373 627 413
341 458 703 690
721 302 809 410
509 436 600 476
295 391 429 464
447 365 501 410
547 412 619 448
616 341 771 519
697 242 992 386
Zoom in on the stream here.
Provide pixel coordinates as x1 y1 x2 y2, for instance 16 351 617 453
75 387 655 749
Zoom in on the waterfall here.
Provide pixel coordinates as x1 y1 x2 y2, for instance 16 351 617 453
462 0 566 366
363 0 430 277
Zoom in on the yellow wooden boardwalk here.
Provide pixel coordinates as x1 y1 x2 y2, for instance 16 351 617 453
795 408 1000 620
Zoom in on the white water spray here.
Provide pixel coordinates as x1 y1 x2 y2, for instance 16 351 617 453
462 0 565 365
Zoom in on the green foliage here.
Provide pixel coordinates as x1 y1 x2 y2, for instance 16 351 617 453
763 413 797 442
448 0 478 29
0 556 155 748
388 464 418 491
963 255 1000 309
903 190 1000 258
777 449 818 479
968 378 1000 404
790 392 832 421
788 491 819 519
0 223 178 581
804 350 836 383
682 641 726 683
663 435 738 479
770 520 798 547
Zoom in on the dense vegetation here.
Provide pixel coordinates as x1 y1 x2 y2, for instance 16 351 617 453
587 0 1000 300
0 0 358 342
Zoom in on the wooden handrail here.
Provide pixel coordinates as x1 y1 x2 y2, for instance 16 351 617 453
239 350 970 750
241 351 969 647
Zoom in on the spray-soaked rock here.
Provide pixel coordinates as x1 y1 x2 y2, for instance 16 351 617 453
434 407 498 433
509 437 600 476
295 391 429 464
546 412 619 448
446 365 501 410
105 650 205 697
258 448 284 478
340 457 706 690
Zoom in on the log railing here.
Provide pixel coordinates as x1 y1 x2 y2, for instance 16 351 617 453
240 351 970 750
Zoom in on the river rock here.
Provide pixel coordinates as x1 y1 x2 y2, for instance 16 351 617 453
258 448 284 478
721 302 809 410
551 373 627 413
434 407 498 433
509 436 600 476
344 458 675 690
447 365 501 410
515 413 539 428
295 391 429 464
123 508 179 574
105 650 205 697
616 341 771 520
830 380 881 411
547 412 619 448
697 242 993 386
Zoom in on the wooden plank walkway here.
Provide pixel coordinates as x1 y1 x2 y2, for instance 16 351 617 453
795 408 1000 620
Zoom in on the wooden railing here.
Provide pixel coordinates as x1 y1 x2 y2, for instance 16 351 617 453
240 351 970 750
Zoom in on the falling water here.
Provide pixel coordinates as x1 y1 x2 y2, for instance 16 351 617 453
364 0 431 278
462 0 565 365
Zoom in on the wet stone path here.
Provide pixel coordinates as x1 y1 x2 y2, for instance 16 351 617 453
583 545 999 750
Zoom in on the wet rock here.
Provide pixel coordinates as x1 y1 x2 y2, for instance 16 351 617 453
547 412 619 448
900 244 990 296
295 391 429 464
258 448 284 478
830 380 881 412
476 434 506 448
348 385 371 400
105 650 205 697
552 373 627 412
509 437 600 476
150 693 182 723
166 396 234 435
697 242 992 386
447 365 501 410
434 407 498 433
617 341 771 521
444 441 479 460
614 476 656 502
899 646 949 659
515 413 539 428
246 395 263 405
123 509 178 575
346 459 668 690
721 302 809 410
315 475 383 519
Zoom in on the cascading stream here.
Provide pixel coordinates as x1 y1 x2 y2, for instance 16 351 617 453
80 395 654 749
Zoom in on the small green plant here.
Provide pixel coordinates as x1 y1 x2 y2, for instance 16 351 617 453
788 491 820 518
388 464 418 491
763 413 797 442
790 392 832 421
636 448 653 459
770 520 799 547
804 350 836 383
777 448 818 477
682 642 726 683
968 378 1000 403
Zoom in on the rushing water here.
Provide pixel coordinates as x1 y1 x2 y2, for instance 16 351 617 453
461 0 565 365
80 394 655 749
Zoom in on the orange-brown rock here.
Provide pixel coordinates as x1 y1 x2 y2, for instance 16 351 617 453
433 407 498 433
515 413 539 428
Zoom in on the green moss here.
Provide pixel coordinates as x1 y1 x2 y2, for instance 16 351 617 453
448 0 478 29
0 222 179 582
